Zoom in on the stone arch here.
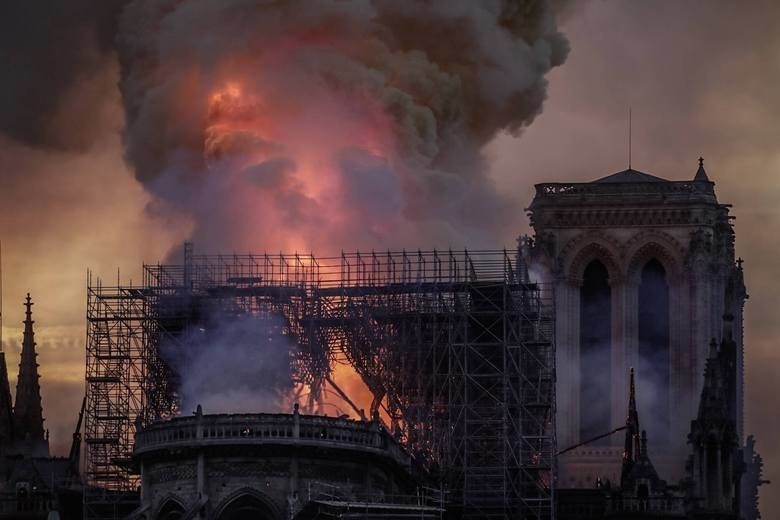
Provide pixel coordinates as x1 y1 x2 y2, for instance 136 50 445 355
565 237 623 286
624 231 685 284
625 231 685 449
636 257 672 444
213 488 281 520
155 496 186 520
578 259 613 441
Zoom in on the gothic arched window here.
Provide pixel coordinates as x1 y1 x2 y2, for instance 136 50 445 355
638 258 670 444
158 499 185 520
217 493 277 520
580 259 612 442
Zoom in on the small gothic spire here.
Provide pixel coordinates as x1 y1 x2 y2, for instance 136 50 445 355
624 368 640 465
690 322 741 511
694 156 710 182
622 368 645 488
13 293 48 456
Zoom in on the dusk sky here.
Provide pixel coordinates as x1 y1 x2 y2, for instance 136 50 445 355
0 0 778 515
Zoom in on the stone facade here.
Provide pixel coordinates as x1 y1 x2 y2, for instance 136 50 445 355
525 162 746 488
131 406 417 520
557 319 746 520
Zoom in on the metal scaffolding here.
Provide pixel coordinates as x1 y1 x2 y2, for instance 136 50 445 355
84 248 555 519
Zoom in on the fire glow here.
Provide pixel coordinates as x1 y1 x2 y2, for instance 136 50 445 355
199 69 402 253
116 0 569 418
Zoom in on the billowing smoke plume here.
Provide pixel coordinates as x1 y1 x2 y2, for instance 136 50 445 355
116 0 570 252
162 310 296 414
0 1 128 150
0 0 570 419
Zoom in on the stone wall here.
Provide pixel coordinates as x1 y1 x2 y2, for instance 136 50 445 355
527 175 746 487
132 409 413 519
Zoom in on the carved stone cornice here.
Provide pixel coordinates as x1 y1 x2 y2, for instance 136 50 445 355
534 207 703 229
148 464 197 484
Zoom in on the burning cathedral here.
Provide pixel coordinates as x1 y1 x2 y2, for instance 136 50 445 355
72 158 767 520
0 0 768 518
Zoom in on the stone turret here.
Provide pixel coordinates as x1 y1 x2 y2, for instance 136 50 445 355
13 294 48 457
694 157 710 182
686 317 742 518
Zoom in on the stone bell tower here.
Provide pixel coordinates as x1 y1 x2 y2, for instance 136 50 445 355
525 159 746 487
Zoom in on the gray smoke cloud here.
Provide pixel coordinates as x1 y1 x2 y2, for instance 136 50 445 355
116 0 570 252
0 1 128 150
161 310 296 414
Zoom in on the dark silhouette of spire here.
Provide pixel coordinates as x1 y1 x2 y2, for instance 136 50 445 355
0 350 13 450
621 368 663 494
623 367 640 467
686 318 742 514
13 294 48 456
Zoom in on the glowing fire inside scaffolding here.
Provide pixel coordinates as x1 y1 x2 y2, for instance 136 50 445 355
84 246 555 519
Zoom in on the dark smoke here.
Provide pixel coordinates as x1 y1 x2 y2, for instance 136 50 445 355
0 0 572 436
115 0 571 252
0 1 128 150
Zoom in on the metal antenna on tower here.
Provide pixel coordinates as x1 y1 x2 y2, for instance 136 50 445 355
628 107 632 169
